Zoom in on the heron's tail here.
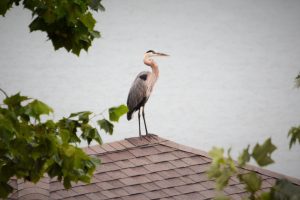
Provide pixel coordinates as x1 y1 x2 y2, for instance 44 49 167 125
127 111 133 120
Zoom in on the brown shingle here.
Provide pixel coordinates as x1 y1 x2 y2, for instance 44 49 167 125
83 147 97 155
106 171 128 180
119 140 135 148
94 173 112 182
122 166 150 176
101 143 116 152
146 152 177 162
115 160 136 168
144 161 175 172
200 189 218 198
129 157 152 166
90 145 106 154
169 159 189 168
182 156 207 165
174 167 195 176
96 163 120 173
144 190 168 199
121 193 150 200
109 141 127 151
223 185 244 195
162 187 181 196
122 185 148 195
119 175 151 185
171 150 194 158
154 144 175 153
174 183 206 194
126 137 153 147
145 173 164 181
107 151 135 161
189 163 210 173
96 182 114 190
98 154 113 163
173 192 206 200
129 146 160 157
157 169 181 179
106 180 125 189
179 176 196 184
200 180 216 189
141 182 161 191
109 188 129 197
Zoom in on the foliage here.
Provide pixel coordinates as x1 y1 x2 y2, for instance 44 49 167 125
0 92 127 198
208 138 300 200
208 138 276 200
288 126 300 149
207 148 237 190
0 0 105 55
208 75 300 200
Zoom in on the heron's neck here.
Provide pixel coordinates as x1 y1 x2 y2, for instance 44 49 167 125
144 58 159 77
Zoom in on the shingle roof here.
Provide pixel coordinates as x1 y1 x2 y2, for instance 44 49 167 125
8 135 300 200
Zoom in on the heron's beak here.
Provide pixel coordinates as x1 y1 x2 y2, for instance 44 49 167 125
156 52 169 56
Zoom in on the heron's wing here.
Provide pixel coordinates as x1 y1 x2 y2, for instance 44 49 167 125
127 71 151 113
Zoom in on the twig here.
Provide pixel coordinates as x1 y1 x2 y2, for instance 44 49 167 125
0 88 8 98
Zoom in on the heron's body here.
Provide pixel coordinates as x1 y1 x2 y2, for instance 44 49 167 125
126 50 168 137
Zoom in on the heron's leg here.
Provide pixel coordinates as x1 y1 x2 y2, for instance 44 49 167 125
142 107 149 135
138 109 141 138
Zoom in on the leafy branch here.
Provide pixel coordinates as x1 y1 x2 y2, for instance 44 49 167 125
0 0 105 55
0 92 128 198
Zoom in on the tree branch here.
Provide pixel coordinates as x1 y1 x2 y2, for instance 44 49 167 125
0 88 8 98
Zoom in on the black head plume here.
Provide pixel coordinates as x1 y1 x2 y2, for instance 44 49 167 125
146 50 155 53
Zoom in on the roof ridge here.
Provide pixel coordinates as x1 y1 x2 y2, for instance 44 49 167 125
83 134 167 155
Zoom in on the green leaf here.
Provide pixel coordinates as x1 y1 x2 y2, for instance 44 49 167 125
69 111 92 123
207 147 236 190
64 146 76 157
252 138 277 167
259 191 272 200
80 12 96 31
238 145 250 167
97 119 114 135
271 179 300 200
288 126 300 149
90 30 100 38
60 129 70 144
24 99 53 120
109 105 128 122
81 124 102 145
239 172 262 194
208 147 224 163
88 0 105 11
0 0 20 16
63 176 72 189
0 182 13 199
4 93 29 109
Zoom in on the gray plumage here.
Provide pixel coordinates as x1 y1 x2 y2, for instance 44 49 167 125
126 50 169 138
127 71 153 120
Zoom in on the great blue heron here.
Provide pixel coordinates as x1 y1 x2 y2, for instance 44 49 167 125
127 50 169 138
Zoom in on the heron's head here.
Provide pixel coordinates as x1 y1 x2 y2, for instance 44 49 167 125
144 50 169 59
